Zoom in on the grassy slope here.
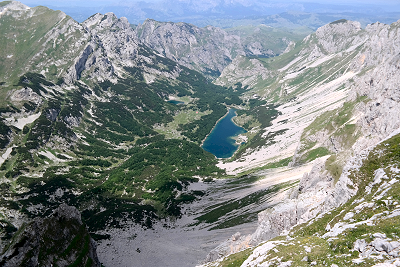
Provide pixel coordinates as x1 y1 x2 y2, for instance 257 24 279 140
1 7 58 82
226 24 307 55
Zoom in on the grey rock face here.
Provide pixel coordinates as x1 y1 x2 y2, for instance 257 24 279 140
10 88 42 104
354 239 368 252
74 45 94 80
297 160 333 193
52 203 83 223
215 56 271 88
248 160 333 246
314 20 362 54
136 19 244 77
0 204 100 267
136 19 286 78
249 204 298 246
204 232 251 263
354 237 400 258
372 239 394 253
46 109 60 122
64 116 81 127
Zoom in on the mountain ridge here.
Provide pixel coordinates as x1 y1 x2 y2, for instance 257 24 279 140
1 1 400 267
135 18 304 79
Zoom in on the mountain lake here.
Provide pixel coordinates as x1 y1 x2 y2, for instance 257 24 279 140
167 100 185 105
202 108 246 158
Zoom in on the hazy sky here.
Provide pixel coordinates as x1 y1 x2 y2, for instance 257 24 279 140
17 0 400 25
18 0 400 8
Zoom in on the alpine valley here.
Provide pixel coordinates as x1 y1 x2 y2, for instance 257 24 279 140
1 1 400 267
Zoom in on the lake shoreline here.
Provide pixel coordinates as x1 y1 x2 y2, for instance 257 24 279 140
200 108 230 148
201 108 246 159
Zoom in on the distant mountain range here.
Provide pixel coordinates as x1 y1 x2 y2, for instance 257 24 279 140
36 0 400 29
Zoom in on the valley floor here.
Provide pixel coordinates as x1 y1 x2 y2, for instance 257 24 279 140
95 163 314 267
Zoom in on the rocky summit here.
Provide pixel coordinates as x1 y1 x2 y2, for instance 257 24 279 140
0 1 400 266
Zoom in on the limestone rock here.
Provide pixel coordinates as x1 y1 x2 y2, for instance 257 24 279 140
204 232 251 263
354 239 368 252
136 19 244 77
10 88 42 104
0 204 100 267
314 20 362 54
136 19 287 78
46 109 60 122
215 56 271 88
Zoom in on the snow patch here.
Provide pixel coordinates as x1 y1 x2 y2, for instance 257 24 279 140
308 54 335 68
5 112 41 130
0 145 16 166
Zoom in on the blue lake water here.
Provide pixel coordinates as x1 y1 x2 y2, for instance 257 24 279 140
202 109 246 158
167 100 185 105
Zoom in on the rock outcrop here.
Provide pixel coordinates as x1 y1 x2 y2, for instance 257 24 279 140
215 56 271 88
0 204 100 267
136 19 244 77
205 232 252 262
10 88 42 104
354 234 400 259
135 19 292 78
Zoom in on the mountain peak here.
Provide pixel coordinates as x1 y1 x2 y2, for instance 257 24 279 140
1 1 30 11
83 12 130 30
316 19 361 36
311 19 362 54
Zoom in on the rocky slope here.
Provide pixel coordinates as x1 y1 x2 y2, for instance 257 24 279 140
216 19 400 175
135 20 301 78
0 204 100 266
199 19 400 266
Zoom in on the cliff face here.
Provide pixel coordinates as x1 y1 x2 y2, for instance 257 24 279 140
136 19 240 77
0 204 100 267
135 19 296 78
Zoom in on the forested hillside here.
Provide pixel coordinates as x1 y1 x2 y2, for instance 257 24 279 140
0 1 251 246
